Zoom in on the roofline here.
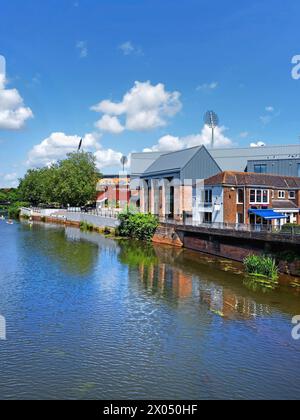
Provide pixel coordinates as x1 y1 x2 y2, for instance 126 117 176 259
248 157 300 163
210 144 300 152
205 183 300 190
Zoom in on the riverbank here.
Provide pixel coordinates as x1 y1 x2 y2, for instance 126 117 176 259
19 211 300 277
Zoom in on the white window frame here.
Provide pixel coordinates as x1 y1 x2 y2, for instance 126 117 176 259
249 189 269 204
278 190 285 199
204 189 213 204
237 188 244 204
289 191 296 199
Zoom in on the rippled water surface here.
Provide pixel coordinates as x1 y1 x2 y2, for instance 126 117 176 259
0 221 300 400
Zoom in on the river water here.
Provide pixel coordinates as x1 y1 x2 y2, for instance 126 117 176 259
0 221 300 400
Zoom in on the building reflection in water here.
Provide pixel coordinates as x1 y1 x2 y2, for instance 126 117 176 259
125 244 273 320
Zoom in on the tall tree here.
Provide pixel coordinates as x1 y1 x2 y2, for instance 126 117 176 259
19 152 100 207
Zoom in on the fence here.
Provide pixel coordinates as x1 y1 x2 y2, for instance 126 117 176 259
159 217 300 236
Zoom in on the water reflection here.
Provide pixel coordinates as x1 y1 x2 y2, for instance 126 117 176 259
118 241 300 320
20 223 100 276
1 222 300 400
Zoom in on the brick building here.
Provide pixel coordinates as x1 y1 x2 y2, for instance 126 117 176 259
96 175 130 209
194 171 300 226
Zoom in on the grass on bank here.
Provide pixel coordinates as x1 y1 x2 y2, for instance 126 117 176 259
244 255 279 281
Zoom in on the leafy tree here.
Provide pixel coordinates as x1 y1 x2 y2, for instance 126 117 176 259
18 152 100 207
18 169 49 206
54 152 99 207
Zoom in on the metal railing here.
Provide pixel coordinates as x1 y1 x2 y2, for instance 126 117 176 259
159 217 300 236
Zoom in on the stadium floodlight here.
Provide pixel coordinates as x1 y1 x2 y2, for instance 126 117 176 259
204 111 219 148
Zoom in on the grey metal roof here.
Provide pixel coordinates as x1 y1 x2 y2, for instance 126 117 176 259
130 152 164 177
143 146 203 176
210 144 300 172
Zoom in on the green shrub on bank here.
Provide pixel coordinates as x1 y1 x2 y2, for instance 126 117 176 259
80 221 94 231
244 255 279 280
281 224 300 234
118 210 159 242
8 206 21 219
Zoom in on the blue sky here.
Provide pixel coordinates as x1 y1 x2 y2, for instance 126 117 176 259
0 0 300 186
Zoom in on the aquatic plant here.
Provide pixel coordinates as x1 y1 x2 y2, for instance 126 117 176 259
244 255 279 281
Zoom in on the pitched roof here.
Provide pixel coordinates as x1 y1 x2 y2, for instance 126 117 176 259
204 171 300 189
142 146 203 176
130 152 165 176
272 200 299 209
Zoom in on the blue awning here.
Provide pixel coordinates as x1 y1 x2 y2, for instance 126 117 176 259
249 209 288 220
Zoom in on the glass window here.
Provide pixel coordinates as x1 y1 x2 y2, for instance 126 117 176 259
205 189 212 204
254 164 267 174
278 191 285 199
250 189 269 204
204 212 212 223
237 188 244 204
263 190 268 203
237 213 244 224
256 190 262 203
289 191 296 199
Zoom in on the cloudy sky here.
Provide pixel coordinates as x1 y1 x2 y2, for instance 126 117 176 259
0 0 300 187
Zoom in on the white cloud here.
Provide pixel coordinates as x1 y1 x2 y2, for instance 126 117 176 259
260 106 280 125
250 141 266 148
196 82 218 91
143 135 184 152
91 81 182 133
118 41 142 56
0 59 33 130
265 106 274 112
144 125 232 152
0 172 19 188
76 41 88 58
95 115 124 134
27 132 100 167
26 131 128 172
94 148 123 169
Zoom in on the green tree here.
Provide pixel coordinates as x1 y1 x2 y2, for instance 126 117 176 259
19 168 49 206
55 152 99 207
19 152 100 207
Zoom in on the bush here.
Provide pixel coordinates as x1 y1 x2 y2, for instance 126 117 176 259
8 206 21 219
281 224 300 234
244 255 279 280
118 210 159 242
80 221 94 231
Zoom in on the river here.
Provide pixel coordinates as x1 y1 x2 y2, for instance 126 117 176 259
0 221 300 400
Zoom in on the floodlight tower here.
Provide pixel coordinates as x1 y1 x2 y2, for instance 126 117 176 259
204 111 219 149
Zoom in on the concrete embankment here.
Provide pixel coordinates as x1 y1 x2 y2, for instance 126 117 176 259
20 208 119 229
153 223 300 277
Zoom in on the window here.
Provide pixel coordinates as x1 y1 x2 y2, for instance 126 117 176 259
205 189 213 204
237 188 244 204
254 164 267 174
289 191 296 199
237 213 244 224
204 212 212 223
249 189 269 204
278 191 285 199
